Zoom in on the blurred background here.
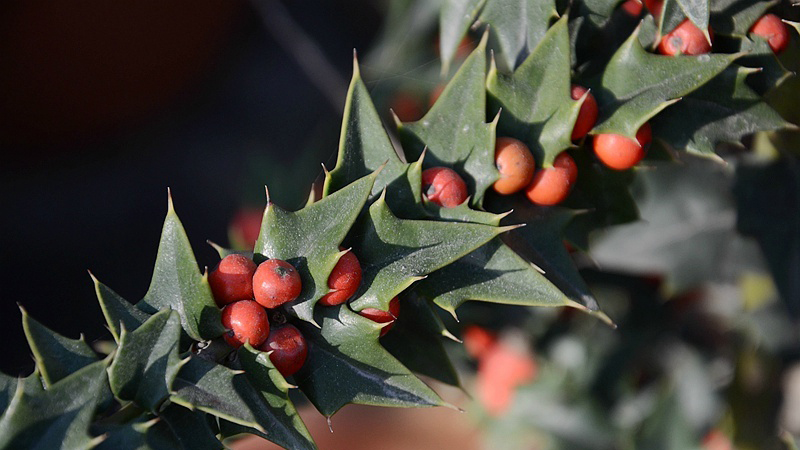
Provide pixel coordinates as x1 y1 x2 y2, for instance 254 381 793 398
2 1 800 449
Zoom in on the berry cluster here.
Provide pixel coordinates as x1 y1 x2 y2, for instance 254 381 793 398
209 250 399 377
420 10 791 210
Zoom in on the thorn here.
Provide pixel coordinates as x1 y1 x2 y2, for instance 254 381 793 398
390 109 403 127
352 50 360 78
264 185 271 204
529 262 545 274
321 162 329 175
327 416 334 433
497 209 514 220
166 187 175 213
443 328 461 343
499 223 526 233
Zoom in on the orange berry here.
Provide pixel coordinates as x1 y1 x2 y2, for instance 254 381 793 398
318 249 362 306
525 152 577 206
658 20 712 56
750 14 790 54
208 254 257 307
253 259 302 309
644 0 664 18
493 137 536 195
476 340 536 416
462 326 498 360
593 123 652 170
421 167 468 208
359 297 400 337
570 85 598 140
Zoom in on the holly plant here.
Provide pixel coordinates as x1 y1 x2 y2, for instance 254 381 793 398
2 0 798 448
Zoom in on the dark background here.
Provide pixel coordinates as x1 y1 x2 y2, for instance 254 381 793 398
0 0 382 376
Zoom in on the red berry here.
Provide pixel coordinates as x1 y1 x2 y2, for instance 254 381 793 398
493 137 536 195
429 84 445 108
750 14 790 54
658 20 712 56
253 259 302 309
359 297 400 337
593 123 652 170
208 254 257 307
644 0 664 18
620 0 643 16
221 300 270 348
390 92 423 122
257 324 308 378
524 152 577 206
318 249 362 306
228 207 263 251
421 167 468 208
570 85 598 140
462 326 498 360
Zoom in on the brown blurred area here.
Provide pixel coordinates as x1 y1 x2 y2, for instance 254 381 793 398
0 1 246 152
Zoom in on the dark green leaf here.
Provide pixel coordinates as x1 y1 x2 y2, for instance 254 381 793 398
734 35 792 94
592 27 736 137
653 66 792 157
159 404 223 450
399 32 500 208
439 0 485 75
476 0 558 71
256 170 378 324
235 345 316 450
350 193 512 312
20 307 98 387
94 417 178 450
108 310 186 412
734 158 800 317
591 159 738 294
657 0 709 35
0 359 109 450
381 293 461 387
171 354 314 449
137 193 225 341
487 16 585 166
417 238 575 316
295 305 452 416
92 273 150 342
324 58 407 199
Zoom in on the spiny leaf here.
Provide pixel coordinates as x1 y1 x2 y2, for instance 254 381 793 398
381 293 462 387
653 66 793 157
324 56 407 198
591 26 736 137
0 370 43 421
136 193 225 341
294 305 452 417
92 273 150 342
349 193 513 312
399 32 500 208
417 238 575 316
256 170 378 324
20 307 98 387
158 404 223 450
170 354 313 449
94 416 178 450
488 194 602 310
475 0 558 72
487 15 585 166
108 310 185 412
439 0 485 75
709 0 776 34
234 345 316 450
657 0 709 36
0 359 109 450
734 35 792 94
